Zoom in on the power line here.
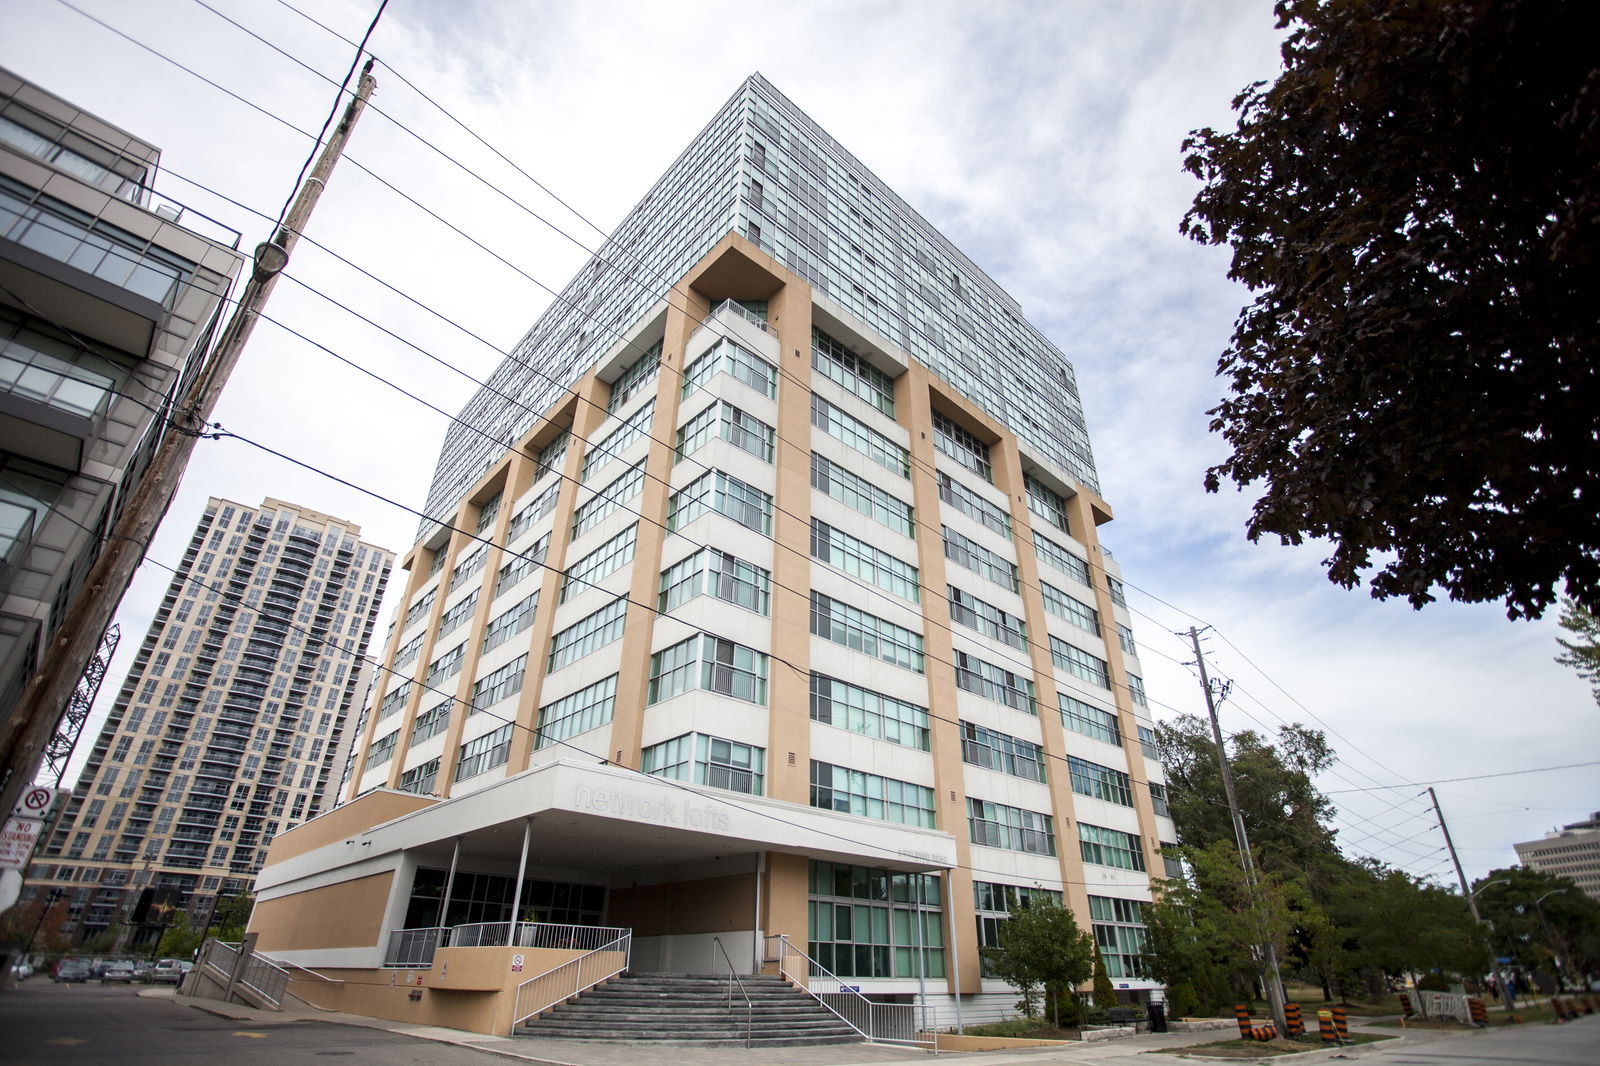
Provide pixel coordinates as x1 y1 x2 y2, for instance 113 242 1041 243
1325 761 1600 794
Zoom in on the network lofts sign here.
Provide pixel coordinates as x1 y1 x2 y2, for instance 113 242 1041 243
572 784 733 832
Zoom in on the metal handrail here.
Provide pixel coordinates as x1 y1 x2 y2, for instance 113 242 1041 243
275 959 344 983
707 297 772 333
765 934 932 1048
508 928 632 1035
712 936 753 1048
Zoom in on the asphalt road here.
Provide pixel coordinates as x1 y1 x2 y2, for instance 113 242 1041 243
1328 1017 1599 1066
0 981 515 1065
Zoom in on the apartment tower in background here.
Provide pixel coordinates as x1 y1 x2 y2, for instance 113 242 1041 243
252 74 1175 1032
26 497 391 946
0 67 245 794
1514 812 1600 904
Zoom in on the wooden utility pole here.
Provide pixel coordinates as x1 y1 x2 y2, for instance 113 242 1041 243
1189 626 1289 1035
0 63 378 827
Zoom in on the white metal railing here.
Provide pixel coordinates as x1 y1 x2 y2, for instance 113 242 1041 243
197 937 237 981
509 928 632 1035
385 926 445 967
447 921 512 948
236 951 290 1008
765 934 932 1047
712 936 753 1048
707 297 772 333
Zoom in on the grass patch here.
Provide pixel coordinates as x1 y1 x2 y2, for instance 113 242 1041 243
960 1018 1080 1040
1155 1033 1392 1058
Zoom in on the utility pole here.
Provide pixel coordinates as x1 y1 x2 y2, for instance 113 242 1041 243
1189 626 1288 1035
1429 787 1514 1009
0 62 378 825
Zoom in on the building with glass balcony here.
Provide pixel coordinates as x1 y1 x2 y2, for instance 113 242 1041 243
251 74 1174 1037
0 67 246 786
24 497 392 947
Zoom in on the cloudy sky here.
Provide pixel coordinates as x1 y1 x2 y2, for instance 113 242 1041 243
5 0 1594 885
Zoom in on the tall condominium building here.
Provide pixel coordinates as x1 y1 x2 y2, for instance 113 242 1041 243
1514 812 1600 903
252 75 1173 1035
0 68 245 798
26 497 392 946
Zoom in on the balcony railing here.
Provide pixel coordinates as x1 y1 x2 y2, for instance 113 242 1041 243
383 921 629 968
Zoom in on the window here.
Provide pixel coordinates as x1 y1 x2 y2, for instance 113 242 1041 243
812 326 894 415
393 633 425 669
811 520 919 601
809 861 944 979
403 589 436 630
425 644 466 687
1089 896 1148 979
398 758 440 795
572 462 645 538
482 592 538 652
810 761 936 827
658 548 770 614
968 798 1055 855
535 675 617 748
810 453 914 536
474 492 502 534
811 394 908 476
942 527 1017 591
1050 636 1110 688
437 590 479 638
1024 473 1069 533
973 882 1064 973
643 733 765 794
0 312 131 422
954 650 1035 713
449 545 488 592
932 411 992 482
1068 756 1134 806
1060 694 1121 746
1034 532 1090 585
1149 782 1170 818
1137 724 1159 758
378 681 412 720
534 431 570 480
809 673 929 750
810 591 924 672
1128 674 1148 708
470 654 527 714
367 730 399 766
961 722 1046 782
509 491 557 541
495 538 545 597
948 585 1027 650
667 470 772 534
938 473 1010 538
607 341 661 413
682 337 777 399
1078 823 1145 871
547 598 627 672
647 634 768 705
1106 574 1127 608
561 524 637 601
455 723 513 781
1160 842 1184 879
583 400 655 481
676 400 774 462
1117 623 1138 658
410 701 451 743
1042 582 1098 633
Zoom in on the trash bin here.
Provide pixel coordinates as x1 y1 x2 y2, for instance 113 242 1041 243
1148 1003 1168 1033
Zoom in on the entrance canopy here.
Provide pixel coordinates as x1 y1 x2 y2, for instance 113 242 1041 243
259 759 958 893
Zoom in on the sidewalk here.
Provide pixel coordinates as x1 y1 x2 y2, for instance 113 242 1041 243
146 988 1450 1066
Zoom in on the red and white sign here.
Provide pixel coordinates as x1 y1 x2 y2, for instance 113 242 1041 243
11 785 57 818
0 816 44 869
511 954 525 973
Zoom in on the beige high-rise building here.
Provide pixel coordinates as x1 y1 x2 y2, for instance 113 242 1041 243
1514 812 1600 903
251 75 1176 1037
26 497 392 947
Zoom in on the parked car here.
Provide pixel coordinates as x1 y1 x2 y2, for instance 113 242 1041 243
148 959 191 984
52 960 90 983
100 963 136 984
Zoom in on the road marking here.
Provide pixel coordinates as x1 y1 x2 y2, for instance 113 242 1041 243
232 1031 268 1038
46 1038 87 1046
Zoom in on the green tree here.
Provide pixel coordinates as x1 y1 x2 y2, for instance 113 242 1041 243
1473 867 1600 988
1091 943 1119 1008
1182 0 1600 620
1555 599 1600 704
981 900 1095 1024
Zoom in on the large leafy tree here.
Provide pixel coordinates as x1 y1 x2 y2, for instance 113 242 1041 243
1472 868 1600 985
981 899 1095 1023
1183 0 1600 620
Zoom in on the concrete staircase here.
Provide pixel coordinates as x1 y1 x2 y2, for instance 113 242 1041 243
515 971 864 1046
